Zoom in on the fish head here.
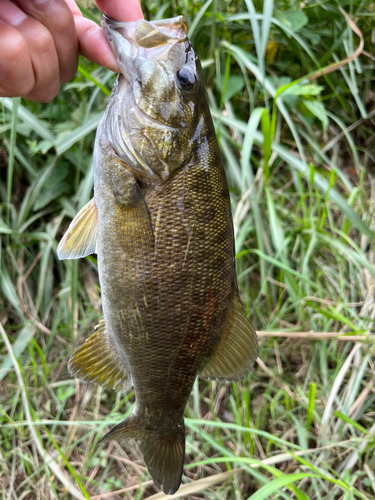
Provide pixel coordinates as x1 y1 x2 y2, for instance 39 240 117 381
102 15 205 183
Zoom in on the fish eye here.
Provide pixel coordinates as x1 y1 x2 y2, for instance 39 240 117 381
177 67 196 90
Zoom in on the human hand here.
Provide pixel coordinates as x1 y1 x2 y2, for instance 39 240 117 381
0 0 143 103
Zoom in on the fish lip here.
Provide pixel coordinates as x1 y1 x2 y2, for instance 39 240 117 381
102 14 188 35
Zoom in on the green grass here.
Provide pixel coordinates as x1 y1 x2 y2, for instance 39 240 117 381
1 0 375 498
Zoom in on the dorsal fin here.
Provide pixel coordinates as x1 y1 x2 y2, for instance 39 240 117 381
68 319 132 391
57 198 97 260
200 294 258 380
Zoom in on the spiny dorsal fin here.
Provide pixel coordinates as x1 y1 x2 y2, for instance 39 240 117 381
57 197 97 260
200 294 258 380
68 319 132 391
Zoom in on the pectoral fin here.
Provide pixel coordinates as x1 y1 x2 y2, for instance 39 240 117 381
68 319 132 391
57 198 97 260
200 294 258 380
114 178 154 253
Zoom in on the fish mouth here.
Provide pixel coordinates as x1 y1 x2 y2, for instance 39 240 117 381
102 15 187 46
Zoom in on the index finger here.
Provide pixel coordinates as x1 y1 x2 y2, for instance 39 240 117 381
13 0 78 83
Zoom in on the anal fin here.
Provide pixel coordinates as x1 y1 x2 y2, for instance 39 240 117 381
200 294 258 380
68 319 132 391
57 197 97 260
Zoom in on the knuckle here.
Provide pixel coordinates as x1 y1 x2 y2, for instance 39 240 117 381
4 30 27 64
0 30 35 96
26 82 60 103
51 5 75 35
32 27 54 54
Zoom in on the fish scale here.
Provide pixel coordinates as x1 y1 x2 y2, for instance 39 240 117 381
57 14 258 495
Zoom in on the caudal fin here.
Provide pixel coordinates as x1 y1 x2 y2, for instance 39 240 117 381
141 429 185 494
100 416 185 494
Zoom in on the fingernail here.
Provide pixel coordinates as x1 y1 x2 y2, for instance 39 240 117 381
0 4 28 26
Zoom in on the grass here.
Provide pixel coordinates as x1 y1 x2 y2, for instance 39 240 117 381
1 0 375 498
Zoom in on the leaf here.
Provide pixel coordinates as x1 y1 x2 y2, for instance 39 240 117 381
0 325 36 382
34 161 70 210
261 0 274 56
302 100 329 131
63 82 95 92
261 109 271 178
216 75 245 101
0 267 21 314
283 84 324 97
240 107 265 189
221 41 307 164
0 98 55 142
17 160 57 226
334 411 368 435
248 473 318 500
274 10 308 33
188 0 213 38
55 112 104 155
0 220 12 234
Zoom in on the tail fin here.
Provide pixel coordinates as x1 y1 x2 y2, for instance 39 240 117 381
141 429 185 494
100 416 185 495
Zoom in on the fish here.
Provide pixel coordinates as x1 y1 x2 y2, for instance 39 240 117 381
57 14 258 495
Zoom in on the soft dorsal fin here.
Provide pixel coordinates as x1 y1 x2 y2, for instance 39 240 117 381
57 197 97 260
68 319 132 391
200 294 258 380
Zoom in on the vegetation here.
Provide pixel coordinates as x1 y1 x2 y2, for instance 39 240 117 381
1 0 375 498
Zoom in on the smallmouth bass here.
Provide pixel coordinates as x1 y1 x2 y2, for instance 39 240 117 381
57 15 258 495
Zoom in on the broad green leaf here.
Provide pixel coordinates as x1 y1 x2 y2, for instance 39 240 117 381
303 100 328 131
274 10 308 33
283 84 324 96
216 75 245 101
